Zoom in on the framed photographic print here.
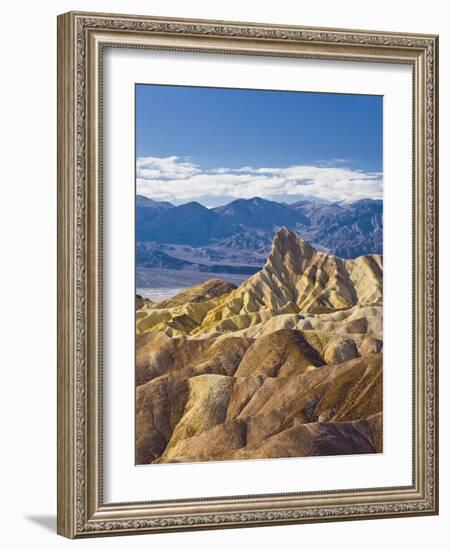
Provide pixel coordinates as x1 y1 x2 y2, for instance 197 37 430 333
57 11 439 538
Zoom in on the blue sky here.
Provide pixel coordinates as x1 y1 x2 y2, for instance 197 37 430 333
136 84 383 206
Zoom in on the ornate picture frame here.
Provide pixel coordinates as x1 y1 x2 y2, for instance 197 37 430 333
57 11 439 538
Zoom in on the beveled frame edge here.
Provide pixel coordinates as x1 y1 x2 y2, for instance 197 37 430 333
57 11 439 539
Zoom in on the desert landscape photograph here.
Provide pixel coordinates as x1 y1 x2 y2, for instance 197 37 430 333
135 84 383 465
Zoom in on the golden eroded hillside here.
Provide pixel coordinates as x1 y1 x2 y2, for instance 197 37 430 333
136 228 383 464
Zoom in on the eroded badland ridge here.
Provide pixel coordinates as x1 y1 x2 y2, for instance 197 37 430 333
136 227 383 464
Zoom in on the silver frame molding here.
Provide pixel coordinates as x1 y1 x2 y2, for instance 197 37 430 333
57 11 439 538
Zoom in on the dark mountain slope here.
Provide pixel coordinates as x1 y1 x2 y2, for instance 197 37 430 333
292 198 382 257
135 196 383 261
213 197 308 229
137 201 236 245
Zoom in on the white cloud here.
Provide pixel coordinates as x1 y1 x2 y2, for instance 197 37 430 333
136 156 382 206
136 156 201 179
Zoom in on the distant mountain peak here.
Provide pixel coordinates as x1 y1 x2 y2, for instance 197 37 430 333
136 195 383 258
136 195 174 209
178 201 208 211
249 196 268 203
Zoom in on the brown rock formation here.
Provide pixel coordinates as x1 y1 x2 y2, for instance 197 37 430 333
135 229 383 465
137 353 382 464
136 228 382 337
154 279 236 309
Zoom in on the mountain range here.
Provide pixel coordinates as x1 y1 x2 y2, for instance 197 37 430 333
136 228 383 464
136 195 382 277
